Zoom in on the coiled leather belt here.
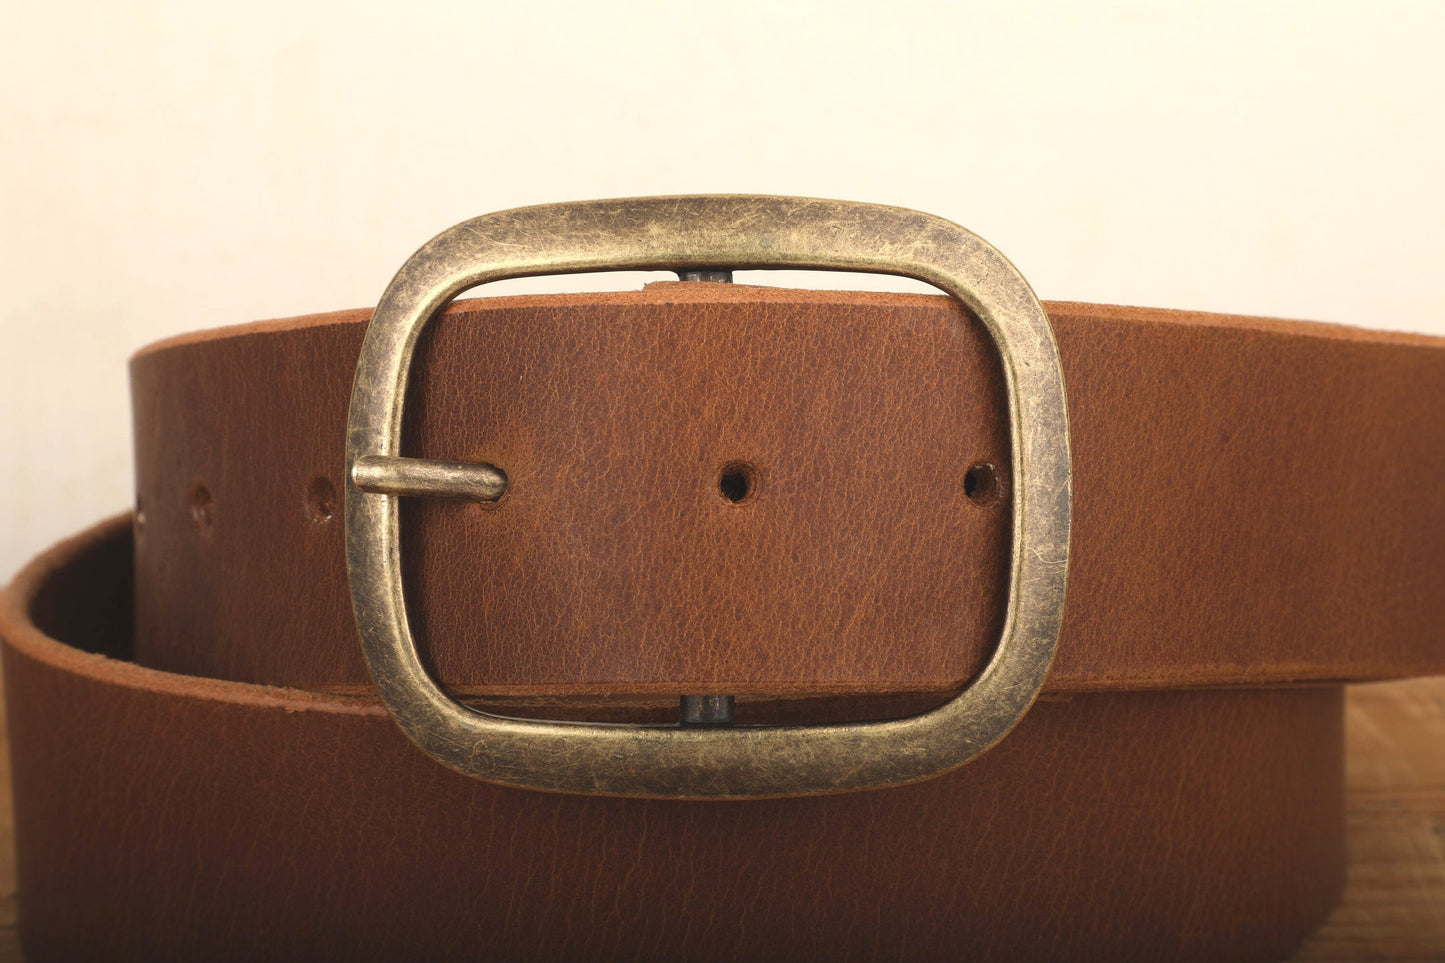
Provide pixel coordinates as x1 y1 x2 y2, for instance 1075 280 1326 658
3 197 1443 960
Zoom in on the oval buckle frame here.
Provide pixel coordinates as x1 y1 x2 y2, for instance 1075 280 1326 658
345 195 1071 799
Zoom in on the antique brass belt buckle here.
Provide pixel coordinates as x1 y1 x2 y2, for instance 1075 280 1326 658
344 196 1072 799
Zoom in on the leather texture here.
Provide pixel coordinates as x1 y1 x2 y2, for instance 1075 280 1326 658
3 286 1443 961
129 285 1445 699
3 518 1346 963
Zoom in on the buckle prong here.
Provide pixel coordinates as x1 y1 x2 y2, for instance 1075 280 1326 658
351 454 508 502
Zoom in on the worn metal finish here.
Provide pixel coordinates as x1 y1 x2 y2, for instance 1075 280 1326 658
680 695 737 727
344 195 1072 799
675 269 733 283
352 454 508 502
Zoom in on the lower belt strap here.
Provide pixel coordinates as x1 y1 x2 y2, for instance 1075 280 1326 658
1 517 1345 962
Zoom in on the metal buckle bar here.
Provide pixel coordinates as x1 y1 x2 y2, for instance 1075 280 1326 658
344 195 1072 799
351 455 508 502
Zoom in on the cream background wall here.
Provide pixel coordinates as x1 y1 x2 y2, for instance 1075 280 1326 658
2 0 1442 579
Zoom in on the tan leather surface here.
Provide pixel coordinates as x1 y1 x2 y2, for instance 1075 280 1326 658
2 287 1436 960
129 286 1445 697
1 518 1347 962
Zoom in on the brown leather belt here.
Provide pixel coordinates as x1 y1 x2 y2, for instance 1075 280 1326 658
3 197 1443 960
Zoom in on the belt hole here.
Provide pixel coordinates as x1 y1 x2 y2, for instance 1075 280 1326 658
963 463 1001 507
718 462 757 503
306 475 338 524
188 482 214 528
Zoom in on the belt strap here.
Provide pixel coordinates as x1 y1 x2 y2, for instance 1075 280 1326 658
0 517 1346 961
128 285 1445 700
7 280 1442 958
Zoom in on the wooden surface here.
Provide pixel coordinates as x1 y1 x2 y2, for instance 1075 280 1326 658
0 678 1438 961
1295 678 1445 961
